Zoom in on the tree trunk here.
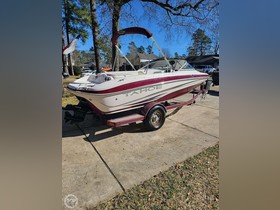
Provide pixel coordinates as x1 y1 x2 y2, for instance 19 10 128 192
90 0 101 73
62 30 68 74
112 4 120 71
64 0 74 75
214 43 219 55
66 35 74 75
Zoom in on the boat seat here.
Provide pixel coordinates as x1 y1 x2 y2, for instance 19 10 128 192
88 73 113 84
137 70 146 75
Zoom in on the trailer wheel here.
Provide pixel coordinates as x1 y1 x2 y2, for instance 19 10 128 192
144 106 166 131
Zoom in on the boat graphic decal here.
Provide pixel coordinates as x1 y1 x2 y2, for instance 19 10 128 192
103 83 202 114
122 82 196 106
106 80 200 108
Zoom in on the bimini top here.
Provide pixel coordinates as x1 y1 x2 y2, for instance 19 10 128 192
111 27 153 45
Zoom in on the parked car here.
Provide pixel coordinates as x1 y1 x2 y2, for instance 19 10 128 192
80 69 96 77
195 65 216 74
81 67 91 71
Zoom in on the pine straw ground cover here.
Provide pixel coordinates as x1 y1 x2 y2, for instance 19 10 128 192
90 144 219 210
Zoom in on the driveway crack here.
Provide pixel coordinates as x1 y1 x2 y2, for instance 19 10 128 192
75 124 126 192
167 118 219 139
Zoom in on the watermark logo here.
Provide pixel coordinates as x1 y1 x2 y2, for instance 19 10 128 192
64 194 78 209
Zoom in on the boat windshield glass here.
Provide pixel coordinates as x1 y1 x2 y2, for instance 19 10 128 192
139 59 195 71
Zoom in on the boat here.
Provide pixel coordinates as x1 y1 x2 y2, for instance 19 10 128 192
65 27 209 130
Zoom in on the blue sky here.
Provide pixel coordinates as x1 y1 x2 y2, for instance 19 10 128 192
76 30 192 56
75 1 198 56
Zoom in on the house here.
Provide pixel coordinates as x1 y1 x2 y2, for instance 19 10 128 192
186 54 219 68
81 61 112 70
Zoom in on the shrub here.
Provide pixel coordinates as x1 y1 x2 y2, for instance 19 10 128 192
73 66 81 76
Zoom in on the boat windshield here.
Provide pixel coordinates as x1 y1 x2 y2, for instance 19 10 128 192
139 59 195 71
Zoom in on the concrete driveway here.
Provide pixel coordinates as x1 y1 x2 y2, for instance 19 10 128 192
62 86 219 210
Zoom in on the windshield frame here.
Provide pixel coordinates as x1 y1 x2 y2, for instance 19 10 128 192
139 59 195 72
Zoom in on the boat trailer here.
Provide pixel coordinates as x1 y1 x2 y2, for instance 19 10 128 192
63 80 212 131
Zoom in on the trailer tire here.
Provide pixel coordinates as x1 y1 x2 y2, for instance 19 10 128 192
144 106 166 131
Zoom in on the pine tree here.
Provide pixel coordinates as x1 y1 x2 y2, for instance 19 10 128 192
137 46 145 53
62 0 91 75
188 29 212 56
127 42 138 56
146 45 153 54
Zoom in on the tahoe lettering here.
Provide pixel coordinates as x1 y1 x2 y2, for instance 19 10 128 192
126 84 162 97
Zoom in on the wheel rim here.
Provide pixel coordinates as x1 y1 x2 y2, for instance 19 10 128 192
150 110 163 128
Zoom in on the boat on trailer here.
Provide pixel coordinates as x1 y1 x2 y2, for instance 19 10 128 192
64 27 210 131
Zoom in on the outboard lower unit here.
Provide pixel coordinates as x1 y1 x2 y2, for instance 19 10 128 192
63 98 91 124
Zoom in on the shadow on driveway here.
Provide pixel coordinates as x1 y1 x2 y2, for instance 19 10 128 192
208 89 219 97
63 116 148 142
84 122 150 143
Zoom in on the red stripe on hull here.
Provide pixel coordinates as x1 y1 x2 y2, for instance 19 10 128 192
81 74 207 94
156 84 200 101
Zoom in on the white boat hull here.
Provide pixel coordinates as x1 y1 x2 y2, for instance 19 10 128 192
67 70 208 114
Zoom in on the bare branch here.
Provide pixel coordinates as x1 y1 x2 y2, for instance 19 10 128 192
141 0 218 18
141 0 203 14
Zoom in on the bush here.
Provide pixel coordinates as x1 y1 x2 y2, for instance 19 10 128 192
73 66 81 76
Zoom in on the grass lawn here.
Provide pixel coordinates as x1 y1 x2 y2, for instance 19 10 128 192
62 76 79 107
63 75 80 86
90 144 219 210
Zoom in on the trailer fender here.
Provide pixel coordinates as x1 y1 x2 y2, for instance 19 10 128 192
142 102 166 118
